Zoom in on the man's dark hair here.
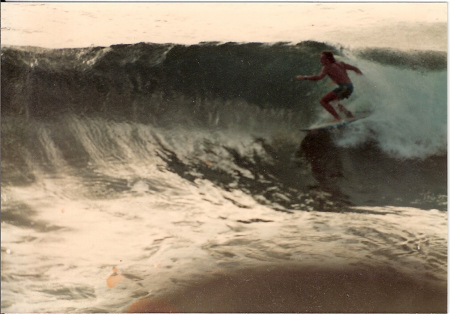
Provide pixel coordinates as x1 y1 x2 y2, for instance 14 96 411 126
322 51 336 63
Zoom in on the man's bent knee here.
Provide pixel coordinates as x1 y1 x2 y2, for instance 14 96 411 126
321 92 338 105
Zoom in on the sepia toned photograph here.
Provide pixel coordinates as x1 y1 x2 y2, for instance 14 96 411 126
1 2 447 313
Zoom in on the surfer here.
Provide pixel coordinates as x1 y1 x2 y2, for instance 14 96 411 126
296 51 363 122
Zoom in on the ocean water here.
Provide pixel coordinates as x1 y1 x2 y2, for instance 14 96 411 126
1 3 447 313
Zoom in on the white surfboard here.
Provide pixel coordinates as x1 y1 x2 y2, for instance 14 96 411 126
301 114 371 132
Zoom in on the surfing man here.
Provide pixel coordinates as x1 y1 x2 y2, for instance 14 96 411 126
296 51 363 122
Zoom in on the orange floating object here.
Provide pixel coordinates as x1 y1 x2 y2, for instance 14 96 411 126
106 267 124 288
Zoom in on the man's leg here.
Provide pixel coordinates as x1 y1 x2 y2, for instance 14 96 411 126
337 104 355 119
320 91 341 121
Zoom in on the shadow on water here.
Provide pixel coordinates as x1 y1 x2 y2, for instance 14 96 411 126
298 129 344 184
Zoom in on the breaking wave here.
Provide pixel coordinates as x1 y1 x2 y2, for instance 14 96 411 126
2 41 447 210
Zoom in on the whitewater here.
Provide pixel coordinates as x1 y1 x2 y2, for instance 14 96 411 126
1 3 447 313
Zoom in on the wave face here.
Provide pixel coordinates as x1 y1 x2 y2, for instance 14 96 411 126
1 42 447 210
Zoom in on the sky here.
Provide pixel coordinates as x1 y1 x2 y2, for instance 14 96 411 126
1 2 447 50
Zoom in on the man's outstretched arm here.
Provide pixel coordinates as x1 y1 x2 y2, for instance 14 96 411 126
343 63 363 75
296 67 327 81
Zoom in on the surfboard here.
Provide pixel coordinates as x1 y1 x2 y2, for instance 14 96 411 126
301 114 370 132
